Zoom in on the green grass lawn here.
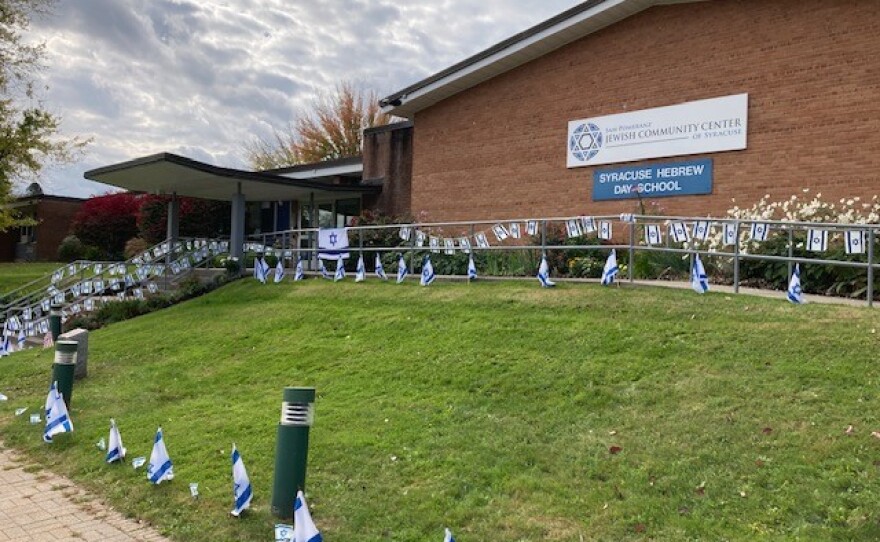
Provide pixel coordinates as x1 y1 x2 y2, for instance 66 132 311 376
2 279 880 541
0 261 63 294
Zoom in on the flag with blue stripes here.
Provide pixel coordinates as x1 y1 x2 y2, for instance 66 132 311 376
787 263 804 304
293 490 322 542
355 255 366 283
845 230 865 254
420 255 435 286
0 328 10 357
147 427 174 484
397 254 408 284
294 258 305 281
334 256 346 282
807 229 828 252
230 444 252 517
691 253 709 294
43 381 73 443
601 250 619 286
467 254 477 280
375 254 387 280
274 259 285 283
319 259 331 280
260 257 271 283
536 254 555 288
444 527 455 542
106 418 126 463
750 222 769 242
17 328 25 350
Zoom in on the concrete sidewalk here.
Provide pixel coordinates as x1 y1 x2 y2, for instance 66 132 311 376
0 444 169 542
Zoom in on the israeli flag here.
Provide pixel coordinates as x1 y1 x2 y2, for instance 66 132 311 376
845 230 866 254
397 254 408 283
807 229 828 252
16 328 24 350
492 224 510 241
787 263 804 304
723 223 738 246
317 228 350 260
750 222 769 242
274 259 285 283
645 224 662 245
526 220 539 236
429 236 441 254
598 221 612 240
147 427 174 484
230 444 252 517
692 221 710 242
399 226 412 241
43 381 73 443
536 254 555 288
293 491 322 542
355 255 366 283
474 232 490 249
375 253 388 280
334 256 346 282
260 257 271 283
444 528 456 542
0 332 10 357
601 250 619 286
670 221 690 243
294 258 305 281
420 255 435 286
457 237 472 254
565 219 581 238
691 254 709 294
319 259 331 280
467 254 478 280
106 418 126 463
509 222 521 239
580 216 597 234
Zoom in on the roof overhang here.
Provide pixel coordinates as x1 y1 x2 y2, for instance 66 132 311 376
381 0 705 118
84 153 378 202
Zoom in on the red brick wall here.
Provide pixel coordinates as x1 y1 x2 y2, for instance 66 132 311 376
411 0 880 222
35 199 82 261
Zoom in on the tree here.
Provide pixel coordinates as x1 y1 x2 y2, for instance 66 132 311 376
137 195 231 244
70 193 141 259
0 0 87 231
244 81 392 170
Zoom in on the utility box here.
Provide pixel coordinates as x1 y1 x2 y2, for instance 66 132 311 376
58 328 89 380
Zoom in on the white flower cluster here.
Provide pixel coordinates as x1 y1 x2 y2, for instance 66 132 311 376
707 189 880 253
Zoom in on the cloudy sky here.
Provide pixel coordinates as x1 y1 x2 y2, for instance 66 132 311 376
23 0 575 197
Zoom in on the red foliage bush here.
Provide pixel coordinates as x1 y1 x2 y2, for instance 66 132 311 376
70 192 142 258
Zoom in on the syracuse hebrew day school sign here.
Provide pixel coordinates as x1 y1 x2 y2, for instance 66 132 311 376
567 94 748 201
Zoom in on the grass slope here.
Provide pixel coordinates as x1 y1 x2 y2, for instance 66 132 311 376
0 261 62 294
2 280 880 541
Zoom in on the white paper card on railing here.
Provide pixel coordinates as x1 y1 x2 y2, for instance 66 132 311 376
807 229 828 252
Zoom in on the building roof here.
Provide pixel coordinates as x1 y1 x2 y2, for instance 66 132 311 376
84 152 378 202
380 0 703 118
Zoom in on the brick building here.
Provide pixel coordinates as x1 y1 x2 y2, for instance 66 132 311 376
0 193 85 262
379 0 880 222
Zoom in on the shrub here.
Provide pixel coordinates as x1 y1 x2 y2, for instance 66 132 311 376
71 192 142 259
138 195 232 244
57 235 85 262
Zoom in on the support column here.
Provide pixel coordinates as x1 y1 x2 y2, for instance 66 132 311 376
167 193 180 245
230 183 246 262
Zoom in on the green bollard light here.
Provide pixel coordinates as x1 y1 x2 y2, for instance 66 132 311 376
271 387 315 518
52 340 78 409
49 303 62 342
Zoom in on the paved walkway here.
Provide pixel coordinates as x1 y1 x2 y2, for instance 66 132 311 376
0 444 169 542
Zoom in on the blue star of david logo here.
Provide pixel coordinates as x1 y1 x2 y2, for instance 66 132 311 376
329 233 338 246
569 122 603 162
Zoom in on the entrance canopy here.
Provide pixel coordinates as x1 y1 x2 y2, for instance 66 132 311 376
84 152 376 201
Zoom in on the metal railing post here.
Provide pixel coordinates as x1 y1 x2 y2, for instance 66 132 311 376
868 227 874 308
733 220 740 294
628 220 635 283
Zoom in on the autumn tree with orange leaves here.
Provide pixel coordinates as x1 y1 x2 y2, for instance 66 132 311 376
244 82 392 170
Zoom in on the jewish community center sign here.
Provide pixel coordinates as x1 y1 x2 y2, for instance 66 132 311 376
567 94 748 168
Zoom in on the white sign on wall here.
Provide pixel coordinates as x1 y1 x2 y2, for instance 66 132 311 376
567 93 748 168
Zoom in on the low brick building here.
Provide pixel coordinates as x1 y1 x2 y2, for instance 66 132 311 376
380 0 880 222
0 194 85 262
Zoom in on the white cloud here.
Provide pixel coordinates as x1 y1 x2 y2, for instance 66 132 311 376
27 0 575 197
